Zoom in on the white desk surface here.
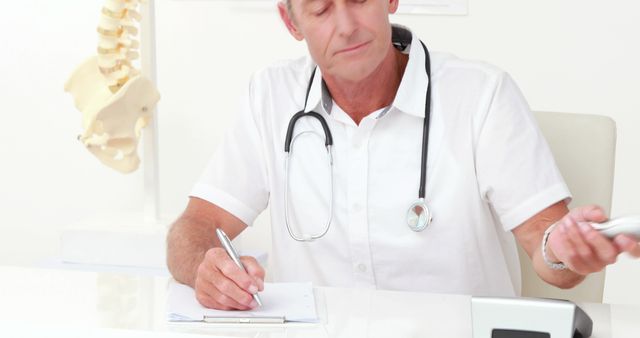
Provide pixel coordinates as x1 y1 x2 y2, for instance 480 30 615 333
0 266 638 338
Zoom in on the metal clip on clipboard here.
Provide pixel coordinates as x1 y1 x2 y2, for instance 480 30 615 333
204 316 285 324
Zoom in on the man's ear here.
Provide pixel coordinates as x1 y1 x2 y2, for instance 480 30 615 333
278 1 304 41
388 0 400 14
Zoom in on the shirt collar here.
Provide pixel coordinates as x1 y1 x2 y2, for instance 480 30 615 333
303 66 332 114
392 25 430 118
304 24 430 119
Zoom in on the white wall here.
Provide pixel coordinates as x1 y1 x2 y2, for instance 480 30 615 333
1 1 638 304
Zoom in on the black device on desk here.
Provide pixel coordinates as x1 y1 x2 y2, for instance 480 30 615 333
471 297 593 338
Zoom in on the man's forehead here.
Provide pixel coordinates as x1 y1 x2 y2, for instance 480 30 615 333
291 0 327 11
297 0 327 5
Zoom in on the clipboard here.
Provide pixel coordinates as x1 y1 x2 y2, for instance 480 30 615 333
167 280 318 324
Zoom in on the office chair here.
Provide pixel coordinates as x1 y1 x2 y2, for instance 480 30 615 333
518 111 617 303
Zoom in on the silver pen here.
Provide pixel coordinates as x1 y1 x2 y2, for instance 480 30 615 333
215 228 263 307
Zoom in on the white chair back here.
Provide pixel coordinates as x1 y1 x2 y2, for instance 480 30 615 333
519 111 616 303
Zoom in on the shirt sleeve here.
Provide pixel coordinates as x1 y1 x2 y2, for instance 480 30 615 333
475 72 572 231
190 76 270 226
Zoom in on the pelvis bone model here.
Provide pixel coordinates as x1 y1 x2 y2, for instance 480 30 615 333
65 0 160 173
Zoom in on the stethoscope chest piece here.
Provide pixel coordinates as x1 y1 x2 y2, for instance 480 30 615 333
406 198 432 232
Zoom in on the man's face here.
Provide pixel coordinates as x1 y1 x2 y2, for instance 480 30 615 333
285 0 399 82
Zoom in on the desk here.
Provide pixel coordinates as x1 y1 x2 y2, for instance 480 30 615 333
0 266 637 337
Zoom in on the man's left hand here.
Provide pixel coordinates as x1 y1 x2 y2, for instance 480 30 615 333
547 205 640 275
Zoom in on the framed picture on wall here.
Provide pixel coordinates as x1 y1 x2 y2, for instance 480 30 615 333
171 1 469 16
398 0 468 15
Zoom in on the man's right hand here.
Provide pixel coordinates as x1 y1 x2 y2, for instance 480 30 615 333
194 247 265 310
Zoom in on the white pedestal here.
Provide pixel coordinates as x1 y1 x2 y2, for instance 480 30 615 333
61 214 168 269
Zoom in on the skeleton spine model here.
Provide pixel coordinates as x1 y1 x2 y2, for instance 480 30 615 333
97 0 142 93
65 0 160 173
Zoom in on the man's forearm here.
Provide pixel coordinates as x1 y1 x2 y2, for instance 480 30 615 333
166 215 217 287
532 246 585 289
512 201 586 289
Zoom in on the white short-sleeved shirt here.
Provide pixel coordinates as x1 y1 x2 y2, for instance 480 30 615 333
191 25 571 297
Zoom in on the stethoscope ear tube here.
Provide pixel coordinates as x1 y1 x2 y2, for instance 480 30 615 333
284 67 333 153
283 67 335 241
284 110 333 152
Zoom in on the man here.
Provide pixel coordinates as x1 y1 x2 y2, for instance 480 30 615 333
167 0 640 311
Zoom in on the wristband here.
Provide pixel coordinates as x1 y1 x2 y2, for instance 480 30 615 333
542 221 567 270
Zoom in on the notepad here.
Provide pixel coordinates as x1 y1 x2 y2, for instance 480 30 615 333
167 280 319 323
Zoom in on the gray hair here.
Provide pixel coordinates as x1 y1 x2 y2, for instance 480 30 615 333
282 0 295 24
285 0 292 14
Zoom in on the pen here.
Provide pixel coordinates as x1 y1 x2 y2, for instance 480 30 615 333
215 228 263 307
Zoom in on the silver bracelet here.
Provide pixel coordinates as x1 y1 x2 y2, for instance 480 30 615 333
542 221 567 270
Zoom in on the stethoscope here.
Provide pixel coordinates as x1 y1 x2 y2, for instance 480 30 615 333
283 41 433 242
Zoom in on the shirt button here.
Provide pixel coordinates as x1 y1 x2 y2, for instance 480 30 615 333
353 203 363 213
357 263 367 273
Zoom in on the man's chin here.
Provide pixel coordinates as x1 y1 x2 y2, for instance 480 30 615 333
326 64 377 84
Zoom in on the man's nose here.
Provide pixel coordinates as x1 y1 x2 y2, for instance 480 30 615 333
334 6 358 38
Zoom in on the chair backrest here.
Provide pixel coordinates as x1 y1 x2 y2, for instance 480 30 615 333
518 111 617 303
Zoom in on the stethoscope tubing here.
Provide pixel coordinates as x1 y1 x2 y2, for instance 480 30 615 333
418 41 431 199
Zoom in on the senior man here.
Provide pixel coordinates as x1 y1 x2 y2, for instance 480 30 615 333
167 0 640 310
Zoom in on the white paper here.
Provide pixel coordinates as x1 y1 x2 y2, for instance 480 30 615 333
167 280 318 323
